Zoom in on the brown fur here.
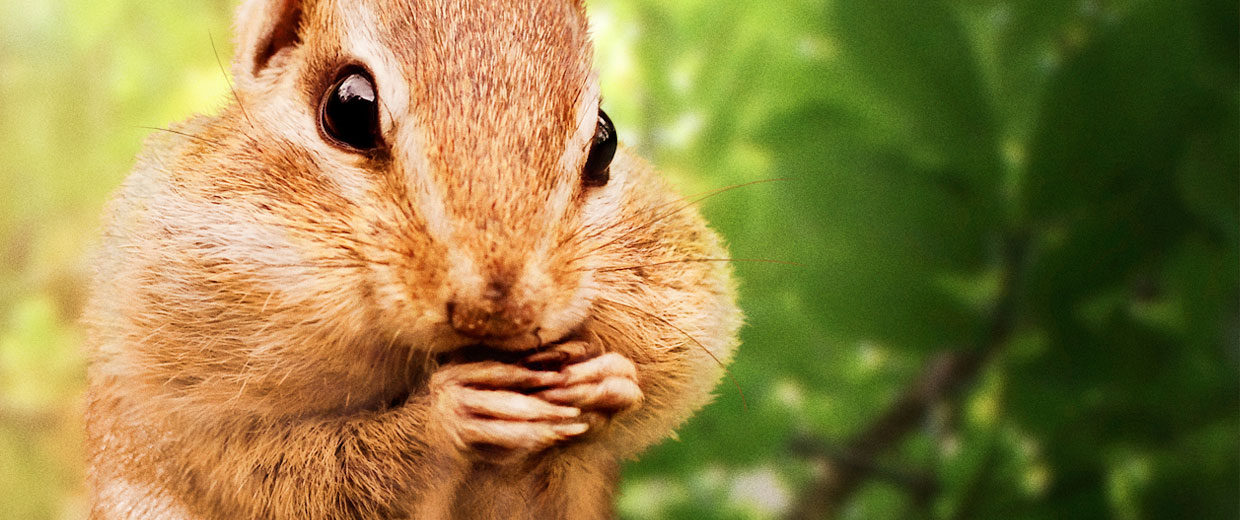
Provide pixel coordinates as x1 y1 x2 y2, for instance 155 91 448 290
85 0 740 518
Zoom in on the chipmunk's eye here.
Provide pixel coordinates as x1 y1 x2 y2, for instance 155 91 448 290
582 109 616 187
320 68 381 151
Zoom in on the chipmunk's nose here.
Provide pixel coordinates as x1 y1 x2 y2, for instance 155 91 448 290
447 279 539 348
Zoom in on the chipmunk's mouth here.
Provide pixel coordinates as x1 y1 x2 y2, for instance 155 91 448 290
373 343 539 413
435 328 587 370
438 343 537 366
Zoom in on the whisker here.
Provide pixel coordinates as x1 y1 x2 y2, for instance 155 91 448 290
590 257 803 273
100 227 412 271
558 177 791 252
565 177 794 261
136 126 220 146
680 177 795 208
600 298 747 411
209 31 251 125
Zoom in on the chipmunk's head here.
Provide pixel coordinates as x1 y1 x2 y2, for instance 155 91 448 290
209 0 622 363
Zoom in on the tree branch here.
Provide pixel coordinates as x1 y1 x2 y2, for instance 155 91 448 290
0 405 60 432
787 234 1027 519
789 434 938 502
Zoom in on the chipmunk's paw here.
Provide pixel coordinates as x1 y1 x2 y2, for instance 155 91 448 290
431 361 587 462
529 342 643 425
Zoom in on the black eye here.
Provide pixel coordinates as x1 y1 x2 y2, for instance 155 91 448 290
320 67 381 151
583 109 617 187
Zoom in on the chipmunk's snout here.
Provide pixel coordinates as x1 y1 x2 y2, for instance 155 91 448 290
447 278 543 349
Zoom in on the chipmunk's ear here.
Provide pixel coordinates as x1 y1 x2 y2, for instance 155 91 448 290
233 0 305 80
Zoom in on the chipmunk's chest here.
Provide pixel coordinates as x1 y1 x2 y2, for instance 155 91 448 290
436 458 619 520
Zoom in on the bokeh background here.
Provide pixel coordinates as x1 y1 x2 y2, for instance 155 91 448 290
1 0 1236 518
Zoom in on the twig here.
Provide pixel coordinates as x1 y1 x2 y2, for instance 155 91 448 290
787 233 1028 519
0 405 60 432
789 434 938 501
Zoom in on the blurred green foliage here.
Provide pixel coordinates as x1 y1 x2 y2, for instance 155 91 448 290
0 0 1235 519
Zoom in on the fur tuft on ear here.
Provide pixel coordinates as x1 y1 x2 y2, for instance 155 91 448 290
233 0 305 81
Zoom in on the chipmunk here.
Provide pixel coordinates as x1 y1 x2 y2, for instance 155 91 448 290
84 0 740 518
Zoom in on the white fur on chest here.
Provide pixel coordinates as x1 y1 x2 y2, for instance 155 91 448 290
95 478 195 520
